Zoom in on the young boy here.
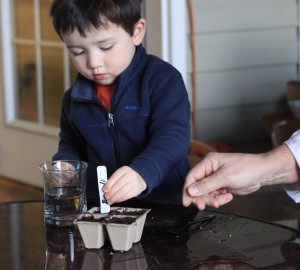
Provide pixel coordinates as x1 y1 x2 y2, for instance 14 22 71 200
50 0 190 205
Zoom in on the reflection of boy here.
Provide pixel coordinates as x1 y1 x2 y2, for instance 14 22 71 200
50 0 190 205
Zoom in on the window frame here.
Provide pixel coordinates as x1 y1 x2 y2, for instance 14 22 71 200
0 0 70 136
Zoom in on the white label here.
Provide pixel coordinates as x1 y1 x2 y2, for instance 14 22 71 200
97 166 110 214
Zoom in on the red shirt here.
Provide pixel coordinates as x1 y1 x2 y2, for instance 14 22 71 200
96 83 116 111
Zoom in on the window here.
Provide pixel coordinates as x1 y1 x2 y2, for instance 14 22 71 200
1 0 77 135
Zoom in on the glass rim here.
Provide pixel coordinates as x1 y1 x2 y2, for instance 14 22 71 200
39 160 88 171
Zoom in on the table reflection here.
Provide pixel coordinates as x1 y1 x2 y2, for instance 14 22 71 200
1 202 300 270
45 225 149 270
82 243 148 270
45 226 85 269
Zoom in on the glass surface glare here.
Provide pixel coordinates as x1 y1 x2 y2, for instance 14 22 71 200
13 0 35 39
42 47 64 126
11 0 67 128
15 45 38 122
40 0 60 41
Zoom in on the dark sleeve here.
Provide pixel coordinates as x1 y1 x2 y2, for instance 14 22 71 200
130 66 190 196
52 91 87 161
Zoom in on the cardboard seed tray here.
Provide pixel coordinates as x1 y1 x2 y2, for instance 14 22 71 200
74 207 150 251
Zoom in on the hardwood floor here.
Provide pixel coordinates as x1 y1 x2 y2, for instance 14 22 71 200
0 177 43 202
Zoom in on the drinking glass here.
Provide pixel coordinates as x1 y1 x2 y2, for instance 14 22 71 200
39 160 88 227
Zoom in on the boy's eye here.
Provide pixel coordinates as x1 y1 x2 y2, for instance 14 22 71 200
70 49 84 56
101 45 113 51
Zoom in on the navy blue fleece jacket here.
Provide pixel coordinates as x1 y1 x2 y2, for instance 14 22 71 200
53 44 191 205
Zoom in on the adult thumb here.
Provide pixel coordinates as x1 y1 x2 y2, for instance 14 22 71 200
187 176 222 197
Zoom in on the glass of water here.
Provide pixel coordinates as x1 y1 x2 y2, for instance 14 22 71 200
39 160 88 227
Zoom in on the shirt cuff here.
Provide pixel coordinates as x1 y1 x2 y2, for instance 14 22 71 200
284 183 300 203
284 129 300 203
284 129 300 168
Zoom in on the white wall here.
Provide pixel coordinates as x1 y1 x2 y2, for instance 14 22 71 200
187 0 299 143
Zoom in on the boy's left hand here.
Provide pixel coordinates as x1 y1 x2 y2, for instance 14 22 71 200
102 166 147 204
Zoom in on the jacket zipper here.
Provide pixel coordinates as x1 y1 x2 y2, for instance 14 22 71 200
108 112 114 127
107 112 121 166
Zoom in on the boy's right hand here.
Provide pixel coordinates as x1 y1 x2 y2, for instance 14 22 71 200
102 166 147 204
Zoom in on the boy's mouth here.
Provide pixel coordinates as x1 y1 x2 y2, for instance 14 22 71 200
94 73 108 80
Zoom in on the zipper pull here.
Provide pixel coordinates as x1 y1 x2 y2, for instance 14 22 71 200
108 112 114 127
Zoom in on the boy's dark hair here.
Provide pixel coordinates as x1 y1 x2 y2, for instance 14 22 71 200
50 0 142 37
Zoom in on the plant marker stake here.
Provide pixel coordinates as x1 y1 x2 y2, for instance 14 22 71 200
97 166 110 213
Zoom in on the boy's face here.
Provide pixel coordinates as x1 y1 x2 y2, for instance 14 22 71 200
62 20 145 85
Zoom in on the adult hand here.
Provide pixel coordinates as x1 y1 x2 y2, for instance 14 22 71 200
103 166 147 204
182 144 298 210
183 152 262 210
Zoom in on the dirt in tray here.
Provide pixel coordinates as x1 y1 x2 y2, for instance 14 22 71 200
108 216 137 224
77 216 106 222
117 209 147 215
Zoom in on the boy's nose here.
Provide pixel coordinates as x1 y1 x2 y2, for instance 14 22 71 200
87 52 103 70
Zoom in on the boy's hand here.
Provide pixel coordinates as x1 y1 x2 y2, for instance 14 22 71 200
49 161 77 187
103 166 147 204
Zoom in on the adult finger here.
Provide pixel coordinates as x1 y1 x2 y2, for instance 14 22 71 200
183 160 211 207
186 173 226 197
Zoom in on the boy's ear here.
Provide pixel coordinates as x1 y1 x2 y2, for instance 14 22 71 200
133 19 146 46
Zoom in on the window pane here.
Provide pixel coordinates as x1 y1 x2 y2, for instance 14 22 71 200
15 45 38 122
13 0 35 39
40 0 60 41
42 47 65 126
